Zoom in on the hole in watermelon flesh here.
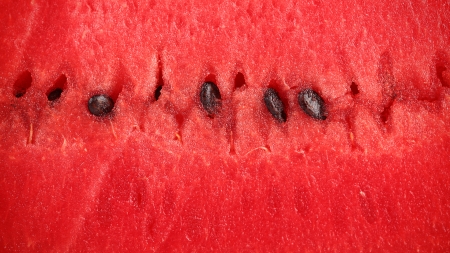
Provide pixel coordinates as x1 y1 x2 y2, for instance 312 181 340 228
436 65 449 87
47 88 63 102
154 85 162 101
267 79 289 104
350 82 359 95
234 72 246 89
13 70 32 98
175 113 184 127
46 74 67 101
173 113 184 142
155 59 164 101
268 79 279 90
380 98 394 124
435 50 449 87
204 73 217 84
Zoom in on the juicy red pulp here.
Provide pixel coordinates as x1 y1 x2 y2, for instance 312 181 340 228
1 0 450 252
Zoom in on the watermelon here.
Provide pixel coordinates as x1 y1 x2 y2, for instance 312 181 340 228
1 0 450 251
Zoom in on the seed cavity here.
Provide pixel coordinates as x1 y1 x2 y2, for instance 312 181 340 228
47 88 63 101
435 50 449 87
200 81 221 116
154 85 162 101
298 89 327 120
88 94 114 116
13 70 32 98
234 72 246 89
47 74 67 102
264 88 286 123
380 97 394 124
350 82 359 95
155 57 164 101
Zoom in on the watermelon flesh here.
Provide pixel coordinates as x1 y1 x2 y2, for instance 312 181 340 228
1 0 450 251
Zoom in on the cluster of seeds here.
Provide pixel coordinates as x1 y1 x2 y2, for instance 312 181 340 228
87 82 327 121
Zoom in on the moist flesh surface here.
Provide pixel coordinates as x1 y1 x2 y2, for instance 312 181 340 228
1 0 450 251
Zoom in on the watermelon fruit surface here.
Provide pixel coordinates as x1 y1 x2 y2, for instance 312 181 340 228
1 0 450 251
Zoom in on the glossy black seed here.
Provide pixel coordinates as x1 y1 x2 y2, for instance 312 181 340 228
264 88 286 123
88 94 114 116
200 81 221 115
47 88 63 101
298 89 327 120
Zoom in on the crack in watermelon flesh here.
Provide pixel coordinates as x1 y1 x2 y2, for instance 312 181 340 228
1 0 450 251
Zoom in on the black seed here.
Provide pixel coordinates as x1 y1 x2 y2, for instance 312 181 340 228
298 89 327 120
264 88 286 123
200 82 221 116
88 94 114 116
47 88 63 101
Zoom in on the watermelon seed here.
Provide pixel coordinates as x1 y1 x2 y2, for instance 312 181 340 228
88 94 114 116
47 74 67 101
234 72 246 89
350 82 359 95
13 70 32 98
200 81 221 116
47 88 63 101
298 89 327 120
264 88 286 123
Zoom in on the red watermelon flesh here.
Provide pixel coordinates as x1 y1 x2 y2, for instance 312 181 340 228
1 0 450 251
